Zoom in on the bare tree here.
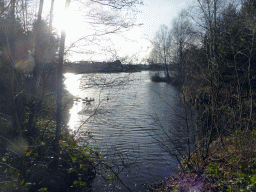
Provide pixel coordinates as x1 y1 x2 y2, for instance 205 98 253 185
65 0 143 59
9 0 22 134
171 10 195 84
190 0 229 69
150 25 172 78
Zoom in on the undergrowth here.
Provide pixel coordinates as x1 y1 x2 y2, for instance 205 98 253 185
150 130 256 192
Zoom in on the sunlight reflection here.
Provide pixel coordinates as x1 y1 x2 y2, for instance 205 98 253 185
64 73 97 130
64 73 83 130
68 101 83 130
64 73 82 97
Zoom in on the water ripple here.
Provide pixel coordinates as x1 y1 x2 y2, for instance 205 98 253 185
65 71 191 192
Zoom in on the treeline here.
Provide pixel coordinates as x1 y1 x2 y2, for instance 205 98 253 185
149 0 256 191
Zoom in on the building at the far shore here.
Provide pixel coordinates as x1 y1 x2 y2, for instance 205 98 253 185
64 60 123 73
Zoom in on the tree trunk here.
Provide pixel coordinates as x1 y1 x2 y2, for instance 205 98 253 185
28 0 44 139
54 0 70 153
49 0 55 32
38 0 44 20
9 0 21 135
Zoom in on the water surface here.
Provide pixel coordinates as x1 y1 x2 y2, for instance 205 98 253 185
64 71 192 191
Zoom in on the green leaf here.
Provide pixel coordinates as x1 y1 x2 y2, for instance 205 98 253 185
24 182 33 187
21 179 26 185
70 156 77 161
216 169 221 177
39 188 47 192
68 168 74 173
227 185 233 192
250 175 256 184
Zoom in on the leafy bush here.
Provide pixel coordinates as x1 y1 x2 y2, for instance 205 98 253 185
0 119 99 192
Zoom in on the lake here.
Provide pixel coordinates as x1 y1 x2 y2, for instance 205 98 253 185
64 71 195 191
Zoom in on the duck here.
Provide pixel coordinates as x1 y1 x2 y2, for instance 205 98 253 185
82 97 94 102
82 97 88 102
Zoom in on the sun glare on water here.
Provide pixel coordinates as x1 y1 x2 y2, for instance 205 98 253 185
64 73 82 97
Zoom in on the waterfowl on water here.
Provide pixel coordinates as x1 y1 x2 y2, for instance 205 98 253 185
82 97 94 102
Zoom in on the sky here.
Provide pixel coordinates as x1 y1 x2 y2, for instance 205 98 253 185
138 0 191 39
44 0 194 63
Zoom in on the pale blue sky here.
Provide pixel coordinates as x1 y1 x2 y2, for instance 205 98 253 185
137 0 192 40
44 0 193 62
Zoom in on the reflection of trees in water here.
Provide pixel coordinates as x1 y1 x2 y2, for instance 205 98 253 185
79 73 132 89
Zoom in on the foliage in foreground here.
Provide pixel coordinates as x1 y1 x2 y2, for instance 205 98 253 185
0 113 99 192
150 130 256 192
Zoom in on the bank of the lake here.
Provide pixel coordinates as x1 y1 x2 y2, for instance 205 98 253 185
149 131 256 192
149 73 256 192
